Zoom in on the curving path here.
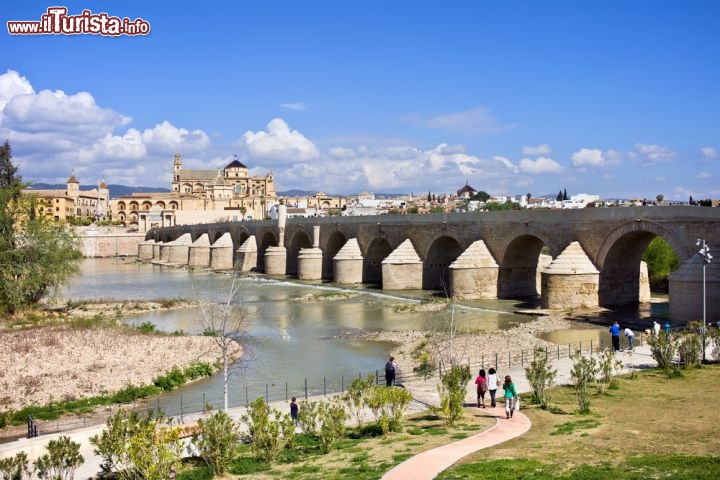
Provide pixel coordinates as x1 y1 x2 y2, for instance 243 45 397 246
381 405 532 480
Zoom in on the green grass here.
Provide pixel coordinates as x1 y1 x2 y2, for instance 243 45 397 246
550 418 600 435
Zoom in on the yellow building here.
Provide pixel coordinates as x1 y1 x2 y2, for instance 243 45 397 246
23 176 110 222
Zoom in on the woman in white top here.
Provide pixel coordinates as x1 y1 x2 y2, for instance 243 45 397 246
487 367 499 407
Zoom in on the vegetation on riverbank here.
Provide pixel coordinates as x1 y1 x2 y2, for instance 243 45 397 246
0 361 214 428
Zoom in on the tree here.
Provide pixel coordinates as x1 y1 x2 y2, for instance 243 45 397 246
556 190 563 201
656 194 664 204
194 272 249 412
642 237 679 292
427 190 431 202
526 192 532 202
569 350 597 414
471 191 490 202
563 188 568 201
0 142 81 314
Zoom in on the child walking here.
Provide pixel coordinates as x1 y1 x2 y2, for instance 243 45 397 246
290 396 299 425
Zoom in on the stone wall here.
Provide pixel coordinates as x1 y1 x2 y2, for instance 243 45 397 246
78 233 144 257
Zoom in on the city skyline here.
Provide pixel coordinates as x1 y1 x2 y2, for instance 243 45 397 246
1 1 718 200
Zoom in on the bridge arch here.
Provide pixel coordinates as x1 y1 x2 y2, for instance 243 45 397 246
595 220 687 307
287 231 312 276
323 231 347 280
423 235 463 292
363 237 392 285
498 234 551 299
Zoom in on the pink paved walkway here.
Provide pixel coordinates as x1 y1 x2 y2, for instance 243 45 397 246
382 405 531 480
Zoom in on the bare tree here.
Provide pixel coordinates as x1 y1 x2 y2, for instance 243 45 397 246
193 271 251 412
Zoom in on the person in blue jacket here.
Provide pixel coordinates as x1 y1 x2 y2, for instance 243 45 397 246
609 320 621 351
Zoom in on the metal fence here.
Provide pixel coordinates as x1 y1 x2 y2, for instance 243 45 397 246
17 334 646 438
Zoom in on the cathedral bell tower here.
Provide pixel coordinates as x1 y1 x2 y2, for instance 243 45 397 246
172 152 183 192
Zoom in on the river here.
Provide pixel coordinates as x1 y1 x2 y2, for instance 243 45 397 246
60 258 663 414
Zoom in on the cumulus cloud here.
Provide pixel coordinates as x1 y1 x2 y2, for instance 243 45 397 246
522 144 551 156
571 148 605 168
495 155 519 173
633 143 676 162
239 118 319 163
698 171 711 179
280 102 308 111
401 106 518 135
518 156 563 174
140 121 210 155
701 147 717 159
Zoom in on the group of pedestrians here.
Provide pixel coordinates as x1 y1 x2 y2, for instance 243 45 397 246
474 367 518 419
608 320 635 351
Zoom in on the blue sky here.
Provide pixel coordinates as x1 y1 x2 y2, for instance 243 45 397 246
1 1 718 200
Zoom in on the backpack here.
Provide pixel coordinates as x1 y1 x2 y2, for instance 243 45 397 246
385 361 395 376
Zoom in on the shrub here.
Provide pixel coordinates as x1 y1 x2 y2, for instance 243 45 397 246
0 452 30 480
316 401 348 453
192 410 240 476
597 350 623 394
134 321 157 334
241 398 286 463
570 350 598 414
34 436 84 480
678 330 702 369
524 347 557 409
648 332 679 376
434 364 471 425
153 366 186 391
343 375 375 428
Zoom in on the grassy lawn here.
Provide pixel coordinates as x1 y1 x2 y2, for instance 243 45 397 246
438 364 720 479
177 365 720 479
178 408 495 480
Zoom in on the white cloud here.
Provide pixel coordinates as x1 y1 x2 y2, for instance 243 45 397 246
571 148 605 168
240 118 319 163
522 144 551 156
633 143 676 162
140 121 210 155
401 106 518 135
494 155 519 173
701 147 717 159
698 171 711 179
518 156 563 174
280 102 308 111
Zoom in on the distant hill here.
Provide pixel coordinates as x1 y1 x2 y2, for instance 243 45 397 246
26 183 170 199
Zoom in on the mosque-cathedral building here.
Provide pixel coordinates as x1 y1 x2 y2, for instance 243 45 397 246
110 153 278 230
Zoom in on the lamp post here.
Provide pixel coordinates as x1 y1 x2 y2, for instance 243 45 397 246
696 239 713 362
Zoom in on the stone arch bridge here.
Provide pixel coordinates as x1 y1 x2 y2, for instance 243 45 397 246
141 206 719 323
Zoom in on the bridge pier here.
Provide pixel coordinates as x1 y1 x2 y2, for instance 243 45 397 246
297 226 322 280
210 233 234 270
541 242 599 310
138 239 155 260
382 239 422 290
167 233 192 264
188 234 211 268
152 241 162 261
669 255 720 323
236 236 257 272
449 240 499 299
334 238 363 284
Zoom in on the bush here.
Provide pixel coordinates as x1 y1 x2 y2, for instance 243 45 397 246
597 350 623 394
648 332 679 376
34 436 84 480
524 347 557 409
343 375 374 428
434 364 471 425
241 398 286 463
153 366 186 391
365 386 413 434
0 452 30 480
192 410 240 476
570 350 598 414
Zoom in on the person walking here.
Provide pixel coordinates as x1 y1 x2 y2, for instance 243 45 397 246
384 355 397 387
609 321 621 351
653 320 661 338
624 327 635 351
502 375 518 419
487 367 499 408
474 369 488 408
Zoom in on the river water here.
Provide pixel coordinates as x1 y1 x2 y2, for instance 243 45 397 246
60 258 662 414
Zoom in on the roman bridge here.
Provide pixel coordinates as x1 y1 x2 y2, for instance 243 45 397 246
141 206 720 323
